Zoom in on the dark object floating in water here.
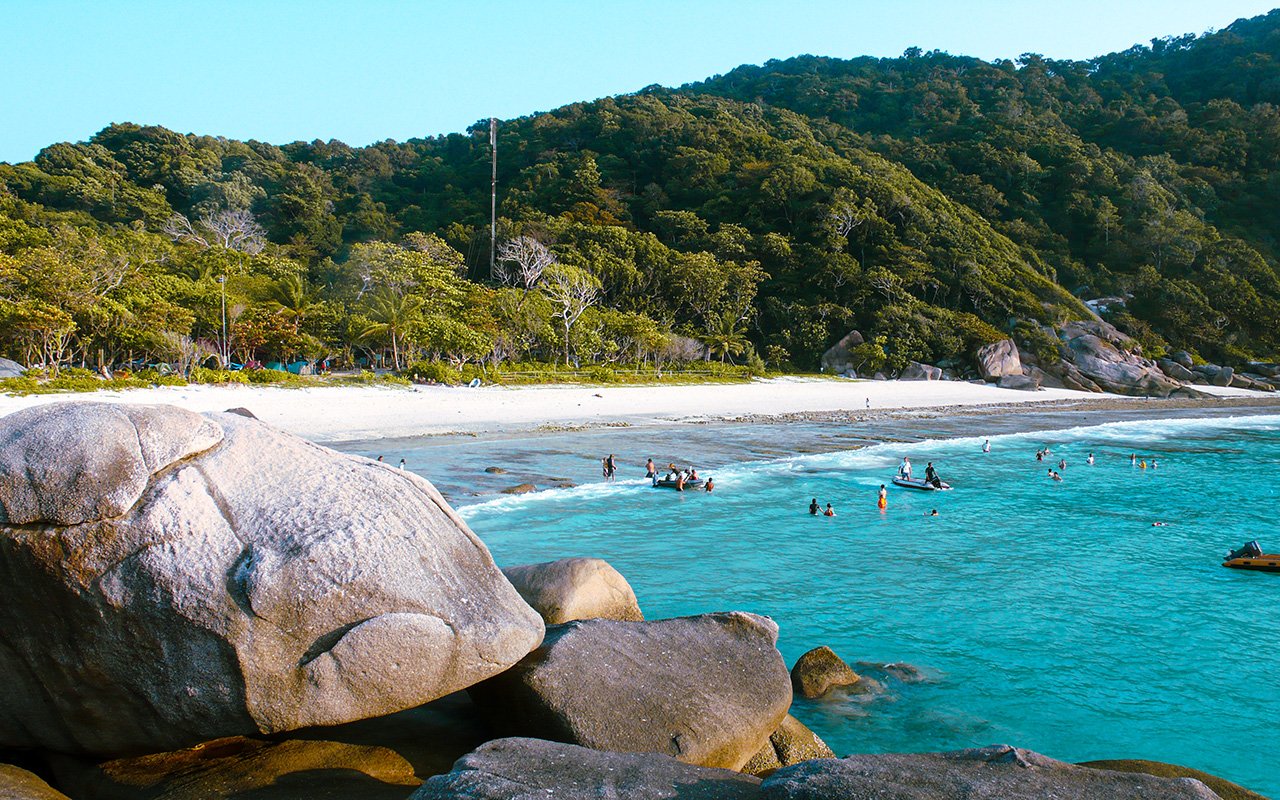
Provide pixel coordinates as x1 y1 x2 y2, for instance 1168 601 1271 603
652 478 705 490
891 476 951 491
1223 540 1280 572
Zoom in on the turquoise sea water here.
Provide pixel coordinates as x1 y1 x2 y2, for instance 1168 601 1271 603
337 412 1280 796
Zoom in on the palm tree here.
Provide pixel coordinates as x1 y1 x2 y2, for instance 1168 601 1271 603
698 311 748 363
359 287 423 370
269 275 320 334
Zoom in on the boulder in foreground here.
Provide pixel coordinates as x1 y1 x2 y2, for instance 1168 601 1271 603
412 737 763 800
502 557 643 624
468 612 792 770
0 402 544 756
0 765 70 800
760 745 1222 799
742 714 836 776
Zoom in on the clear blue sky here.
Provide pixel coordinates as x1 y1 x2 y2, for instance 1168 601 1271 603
1 0 1276 164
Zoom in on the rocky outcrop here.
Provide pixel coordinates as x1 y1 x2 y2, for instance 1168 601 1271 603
1158 358 1197 382
976 339 1022 381
1057 321 1180 397
503 557 643 624
760 745 1223 799
468 612 792 771
52 692 489 799
1080 759 1267 800
899 362 943 381
998 373 1040 391
790 646 862 699
0 358 25 379
0 765 70 800
855 661 930 684
0 403 544 756
820 330 865 376
501 483 537 494
742 715 835 776
412 738 763 800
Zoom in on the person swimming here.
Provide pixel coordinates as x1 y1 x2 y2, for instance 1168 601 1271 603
1087 453 1095 465
824 503 836 517
927 509 938 516
877 484 887 510
1058 459 1066 471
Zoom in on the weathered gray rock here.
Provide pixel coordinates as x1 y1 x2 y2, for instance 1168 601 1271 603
1059 324 1180 397
855 661 931 683
51 692 488 799
742 715 836 776
1172 386 1217 400
1230 373 1274 392
413 738 763 800
759 745 1222 799
0 403 544 756
975 339 1022 381
1213 366 1235 387
1172 350 1195 370
1246 362 1280 378
997 373 1040 391
820 330 865 376
899 362 943 381
790 646 861 699
469 612 792 771
0 765 70 800
0 358 25 379
872 372 888 381
501 483 537 494
1158 359 1197 382
1081 759 1267 800
503 557 643 624
1025 365 1064 389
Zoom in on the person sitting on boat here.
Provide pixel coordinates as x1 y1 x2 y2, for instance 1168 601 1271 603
809 498 820 515
925 462 942 489
898 457 912 480
689 468 699 481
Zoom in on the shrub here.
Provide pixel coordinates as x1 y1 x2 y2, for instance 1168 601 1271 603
243 368 300 385
405 361 463 385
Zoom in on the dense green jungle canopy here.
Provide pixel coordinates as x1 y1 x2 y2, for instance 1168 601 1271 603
4 9 1280 376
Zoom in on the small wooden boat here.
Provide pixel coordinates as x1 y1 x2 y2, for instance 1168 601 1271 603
892 476 951 491
652 478 704 490
1224 541 1280 572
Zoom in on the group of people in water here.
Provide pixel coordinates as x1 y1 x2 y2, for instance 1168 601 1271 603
643 457 714 492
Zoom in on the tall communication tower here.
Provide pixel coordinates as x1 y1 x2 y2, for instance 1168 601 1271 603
489 117 498 281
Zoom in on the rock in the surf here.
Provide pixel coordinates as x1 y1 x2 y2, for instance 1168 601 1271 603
0 402 544 756
0 765 71 800
501 482 537 494
855 661 930 684
502 557 643 624
759 745 1223 799
468 612 792 770
742 714 836 776
412 737 763 800
790 646 863 699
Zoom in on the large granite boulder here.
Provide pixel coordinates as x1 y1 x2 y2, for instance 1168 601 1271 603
742 715 835 776
413 738 763 800
790 646 862 699
1080 759 1267 800
0 765 70 800
998 373 1040 391
0 402 544 756
820 330 865 376
0 358 25 379
759 745 1222 799
502 557 643 624
976 339 1022 381
1158 358 1197 382
899 362 943 381
468 612 792 771
1058 322 1180 397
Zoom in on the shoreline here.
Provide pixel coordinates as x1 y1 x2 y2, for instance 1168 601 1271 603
0 378 1277 442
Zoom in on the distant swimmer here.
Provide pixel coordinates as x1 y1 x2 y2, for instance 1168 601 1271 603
982 439 990 453
878 484 888 511
1152 521 1168 527
1140 460 1148 470
1051 470 1063 482
704 477 715 492
1087 453 1095 466
1131 453 1137 466
1036 450 1044 462
824 503 836 517
809 498 820 516
1152 459 1159 469
377 455 384 462
927 508 939 517
1058 459 1067 471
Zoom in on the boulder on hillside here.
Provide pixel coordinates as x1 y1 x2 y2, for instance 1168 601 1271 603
52 693 491 800
1058 322 1180 397
502 558 643 624
468 612 792 771
899 362 943 381
0 403 544 756
1158 359 1197 382
413 738 763 800
0 358 25 379
759 745 1222 799
1025 365 1065 389
1172 351 1195 370
790 646 862 699
820 330 865 376
998 373 1040 391
742 715 836 776
976 339 1022 381
1230 373 1274 392
0 765 70 800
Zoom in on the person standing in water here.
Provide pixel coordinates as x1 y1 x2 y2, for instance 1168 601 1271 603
878 484 888 510
1087 453 1095 466
704 477 715 492
1131 453 1137 466
824 503 836 517
645 458 656 478
982 439 991 453
809 498 821 515
1058 458 1067 471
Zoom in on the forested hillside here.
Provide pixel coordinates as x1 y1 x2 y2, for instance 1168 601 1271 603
4 9 1280 380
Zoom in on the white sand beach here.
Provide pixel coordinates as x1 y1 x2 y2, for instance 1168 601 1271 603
0 378 1268 442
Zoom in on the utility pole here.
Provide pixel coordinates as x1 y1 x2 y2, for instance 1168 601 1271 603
489 117 498 282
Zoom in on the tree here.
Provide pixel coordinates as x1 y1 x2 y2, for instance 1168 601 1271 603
497 235 555 294
359 287 424 370
540 265 600 365
162 209 266 254
698 310 749 363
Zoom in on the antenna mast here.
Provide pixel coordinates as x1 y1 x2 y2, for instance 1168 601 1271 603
489 117 498 282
